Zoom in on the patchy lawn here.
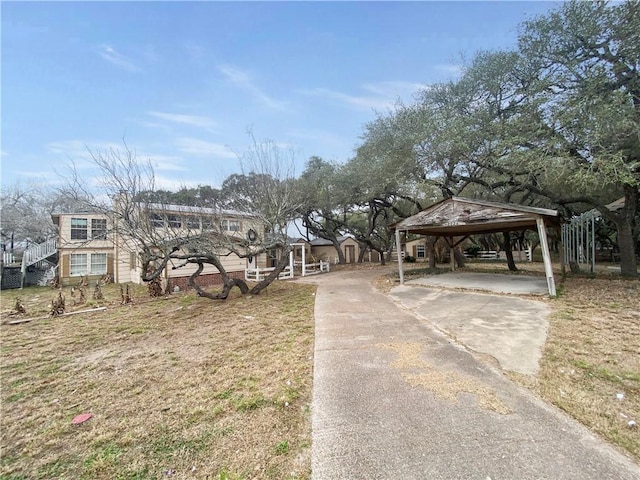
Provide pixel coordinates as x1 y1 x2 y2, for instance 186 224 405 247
536 275 640 461
0 280 316 480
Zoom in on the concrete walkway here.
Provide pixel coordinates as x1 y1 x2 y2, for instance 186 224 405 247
301 268 640 480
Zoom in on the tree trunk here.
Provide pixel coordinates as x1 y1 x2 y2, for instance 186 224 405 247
453 247 466 268
249 249 292 295
428 237 437 269
602 185 638 277
188 261 249 300
617 221 637 277
618 186 638 277
332 239 346 264
503 231 518 271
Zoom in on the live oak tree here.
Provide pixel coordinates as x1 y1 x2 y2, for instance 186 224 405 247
513 0 640 276
295 156 351 264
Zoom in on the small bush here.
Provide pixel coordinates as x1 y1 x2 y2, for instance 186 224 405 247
464 245 482 258
404 255 416 263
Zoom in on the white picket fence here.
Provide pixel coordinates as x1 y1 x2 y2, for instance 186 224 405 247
245 266 294 281
302 261 330 276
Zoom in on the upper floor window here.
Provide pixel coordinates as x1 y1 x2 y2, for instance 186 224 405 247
150 213 164 228
71 218 88 240
202 217 215 230
185 216 201 230
221 219 241 232
167 215 182 229
91 218 107 240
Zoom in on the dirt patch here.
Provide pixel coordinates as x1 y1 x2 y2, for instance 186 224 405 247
377 342 511 415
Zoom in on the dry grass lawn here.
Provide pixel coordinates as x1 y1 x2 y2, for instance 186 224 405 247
0 280 316 480
536 275 640 461
2 260 639 478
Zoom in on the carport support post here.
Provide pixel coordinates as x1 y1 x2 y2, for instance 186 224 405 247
395 228 404 285
536 217 556 296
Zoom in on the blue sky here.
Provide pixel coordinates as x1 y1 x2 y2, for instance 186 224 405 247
1 1 559 191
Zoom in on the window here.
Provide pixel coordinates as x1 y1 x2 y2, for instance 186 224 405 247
167 215 181 229
71 218 88 240
202 218 215 230
221 219 241 232
70 253 88 276
185 216 201 230
416 245 426 258
91 218 107 240
90 253 108 275
150 213 164 228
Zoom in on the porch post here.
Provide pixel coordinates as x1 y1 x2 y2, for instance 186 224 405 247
395 228 404 285
301 243 307 277
536 217 556 296
289 250 294 278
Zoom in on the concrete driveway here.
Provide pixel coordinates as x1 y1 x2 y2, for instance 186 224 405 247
299 267 640 479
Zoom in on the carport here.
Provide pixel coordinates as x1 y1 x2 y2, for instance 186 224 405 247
392 197 561 296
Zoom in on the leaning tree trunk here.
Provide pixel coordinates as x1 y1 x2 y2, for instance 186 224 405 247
503 231 518 271
249 249 292 295
188 258 249 300
332 238 346 264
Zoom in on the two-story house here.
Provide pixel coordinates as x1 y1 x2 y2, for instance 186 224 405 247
52 202 268 288
51 212 114 286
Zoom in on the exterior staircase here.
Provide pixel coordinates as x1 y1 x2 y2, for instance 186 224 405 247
22 238 57 267
19 239 57 288
1 239 58 289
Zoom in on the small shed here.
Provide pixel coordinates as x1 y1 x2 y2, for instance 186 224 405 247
391 197 561 296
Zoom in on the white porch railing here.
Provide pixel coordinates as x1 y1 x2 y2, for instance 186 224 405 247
2 252 15 265
302 260 330 276
245 266 294 282
22 238 57 267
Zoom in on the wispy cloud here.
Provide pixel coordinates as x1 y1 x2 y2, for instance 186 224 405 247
300 80 426 112
144 154 188 172
434 63 463 77
174 137 236 158
147 111 218 130
99 45 140 72
218 64 289 111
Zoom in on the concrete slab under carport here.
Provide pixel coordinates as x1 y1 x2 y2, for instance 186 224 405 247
389 284 550 375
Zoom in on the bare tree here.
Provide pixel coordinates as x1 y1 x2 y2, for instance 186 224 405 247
65 139 299 300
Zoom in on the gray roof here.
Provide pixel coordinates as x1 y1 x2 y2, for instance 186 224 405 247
310 235 352 246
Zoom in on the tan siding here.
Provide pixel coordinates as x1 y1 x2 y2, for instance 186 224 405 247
107 254 114 275
62 254 70 277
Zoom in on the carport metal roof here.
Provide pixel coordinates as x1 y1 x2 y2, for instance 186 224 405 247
391 197 561 296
